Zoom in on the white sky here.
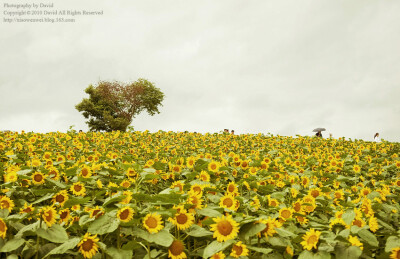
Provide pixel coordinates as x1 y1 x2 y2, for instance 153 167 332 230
1 0 399 142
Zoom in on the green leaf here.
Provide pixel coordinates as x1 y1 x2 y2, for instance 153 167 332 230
298 250 314 259
342 210 355 226
202 240 235 259
44 237 81 258
32 193 54 205
276 227 296 237
386 236 400 253
36 224 69 243
15 221 40 238
197 208 222 218
46 178 67 188
239 223 266 240
134 228 174 247
0 209 9 218
88 213 120 235
6 254 19 259
357 229 378 247
185 225 213 237
105 247 133 259
0 238 25 252
247 246 273 254
334 245 362 259
103 194 126 207
64 196 91 208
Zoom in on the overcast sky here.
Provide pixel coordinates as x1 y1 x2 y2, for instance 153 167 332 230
1 0 399 142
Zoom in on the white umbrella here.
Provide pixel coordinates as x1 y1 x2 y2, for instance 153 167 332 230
312 128 326 132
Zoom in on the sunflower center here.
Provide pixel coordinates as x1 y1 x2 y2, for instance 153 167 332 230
119 209 129 220
294 203 301 212
311 190 319 198
56 195 65 203
0 220 5 232
1 201 10 209
192 186 201 193
353 219 362 227
233 245 243 255
217 220 233 236
82 168 88 176
45 212 53 222
74 185 82 192
34 174 43 182
60 211 68 219
228 185 235 192
169 240 184 256
92 209 100 217
307 235 318 245
281 210 291 219
223 198 233 207
145 217 158 229
82 239 94 251
176 213 188 224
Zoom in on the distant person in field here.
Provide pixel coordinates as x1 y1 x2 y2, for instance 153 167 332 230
224 129 229 134
374 133 381 142
315 131 322 137
231 130 235 135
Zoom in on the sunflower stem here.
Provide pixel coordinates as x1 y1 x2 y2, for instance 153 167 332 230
147 242 151 259
117 226 121 249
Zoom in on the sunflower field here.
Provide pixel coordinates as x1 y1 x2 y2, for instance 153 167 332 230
0 130 400 259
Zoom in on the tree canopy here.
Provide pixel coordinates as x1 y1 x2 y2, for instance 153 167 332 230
75 79 164 132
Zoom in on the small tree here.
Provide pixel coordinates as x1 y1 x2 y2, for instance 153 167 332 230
76 78 164 132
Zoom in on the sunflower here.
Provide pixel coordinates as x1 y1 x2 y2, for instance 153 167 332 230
267 196 279 207
198 171 210 182
219 194 236 211
226 182 238 196
169 209 194 230
117 207 134 223
258 217 281 238
390 247 400 259
4 172 18 183
279 207 294 220
301 228 321 250
47 167 60 180
369 216 379 232
168 239 186 259
208 161 220 173
187 191 204 211
32 172 46 185
210 214 239 242
210 251 226 259
79 166 92 178
171 181 185 193
0 218 7 238
59 208 71 224
19 203 34 214
89 206 104 219
52 190 69 206
230 241 249 258
0 196 15 212
186 156 196 168
190 184 203 196
119 179 131 189
348 235 363 250
143 213 164 233
71 182 86 196
31 158 42 167
78 233 100 259
41 206 57 227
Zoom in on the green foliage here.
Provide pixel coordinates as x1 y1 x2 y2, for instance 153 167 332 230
75 78 164 132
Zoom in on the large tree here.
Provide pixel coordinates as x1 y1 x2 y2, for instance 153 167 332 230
75 78 164 132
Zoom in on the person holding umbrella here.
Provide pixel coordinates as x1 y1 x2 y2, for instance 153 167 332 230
313 128 325 138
